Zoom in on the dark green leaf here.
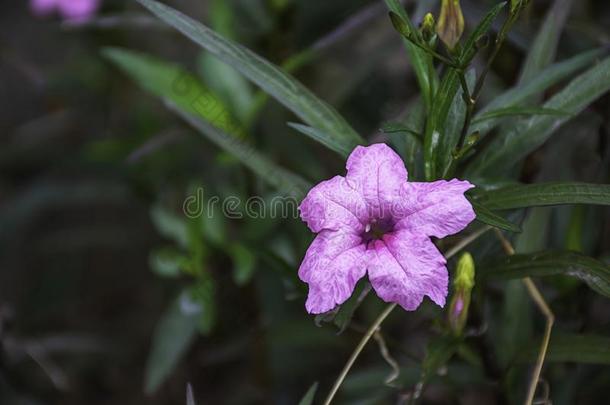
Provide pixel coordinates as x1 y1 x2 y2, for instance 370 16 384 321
521 334 610 364
467 57 610 176
476 182 610 210
384 0 438 110
298 382 319 405
457 2 507 65
471 107 569 124
135 0 363 146
480 250 610 297
518 0 573 84
144 291 201 394
469 199 521 232
103 47 243 136
287 122 352 157
168 104 310 198
471 48 606 136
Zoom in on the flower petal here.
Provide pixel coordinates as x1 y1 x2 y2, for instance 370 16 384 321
345 143 408 216
31 0 57 16
394 179 475 238
299 175 368 234
368 230 448 310
58 0 99 22
298 230 368 314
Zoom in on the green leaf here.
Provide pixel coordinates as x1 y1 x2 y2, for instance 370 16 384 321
471 48 606 136
144 291 201 394
135 0 363 146
315 281 371 334
380 122 422 139
103 47 243 136
190 276 216 334
168 103 310 198
437 68 476 178
423 67 460 180
230 243 256 286
469 199 521 232
475 182 610 210
480 250 610 298
521 334 610 364
150 204 189 248
422 335 462 382
457 2 507 65
384 0 438 111
298 382 319 405
518 0 573 85
287 122 352 157
467 56 610 176
149 247 190 278
471 106 569 124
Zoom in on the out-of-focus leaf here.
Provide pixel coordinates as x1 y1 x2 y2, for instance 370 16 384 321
103 48 243 136
168 103 310 198
150 205 189 248
287 122 352 157
135 0 363 147
186 383 196 405
518 0 573 85
520 334 610 364
298 382 319 405
469 199 521 232
467 56 610 176
230 243 256 286
315 281 371 334
149 247 190 278
475 182 610 210
471 106 569 124
144 291 202 394
480 250 610 298
190 276 216 334
380 122 422 139
422 335 461 382
471 48 606 136
384 0 437 110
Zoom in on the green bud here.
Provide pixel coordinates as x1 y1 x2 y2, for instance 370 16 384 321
436 0 465 50
420 13 436 41
447 252 475 335
389 11 411 38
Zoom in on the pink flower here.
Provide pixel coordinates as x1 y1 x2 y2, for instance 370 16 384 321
30 0 100 23
298 143 475 314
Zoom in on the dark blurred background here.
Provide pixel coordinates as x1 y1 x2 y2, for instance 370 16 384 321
1 0 609 404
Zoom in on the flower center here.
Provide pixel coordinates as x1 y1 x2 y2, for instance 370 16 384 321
361 217 394 242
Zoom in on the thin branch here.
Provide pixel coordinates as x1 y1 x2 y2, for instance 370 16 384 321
493 229 555 405
373 330 401 387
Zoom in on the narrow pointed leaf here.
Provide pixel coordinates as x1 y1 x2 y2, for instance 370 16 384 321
287 122 352 157
298 382 319 405
384 0 438 110
518 0 573 84
457 2 507 65
471 106 569 124
135 0 362 146
170 104 310 198
480 250 610 297
103 47 243 136
470 199 521 232
467 56 610 175
471 48 607 136
520 334 610 364
476 182 610 210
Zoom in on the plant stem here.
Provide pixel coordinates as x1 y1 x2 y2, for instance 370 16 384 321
322 226 491 404
493 229 554 405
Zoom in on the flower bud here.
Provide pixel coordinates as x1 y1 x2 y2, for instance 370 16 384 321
448 252 475 335
420 13 436 42
436 0 465 50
